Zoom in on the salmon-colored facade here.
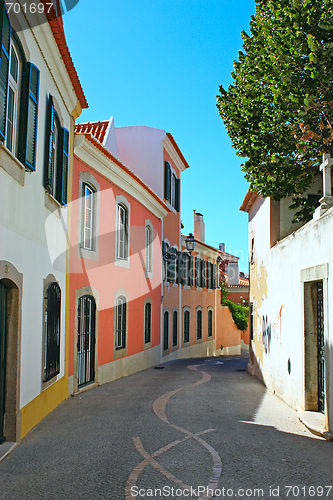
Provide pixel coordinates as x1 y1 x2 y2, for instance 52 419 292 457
68 131 168 392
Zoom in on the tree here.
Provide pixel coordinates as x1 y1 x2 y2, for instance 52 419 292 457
217 0 333 220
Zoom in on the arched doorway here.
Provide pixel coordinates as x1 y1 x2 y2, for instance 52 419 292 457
77 295 96 388
0 263 22 444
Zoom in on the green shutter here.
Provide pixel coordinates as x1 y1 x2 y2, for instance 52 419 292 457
213 263 217 289
164 161 171 202
177 252 183 285
175 178 180 212
19 63 39 171
189 255 193 287
0 4 11 140
44 96 55 192
56 127 69 205
195 258 199 287
202 260 206 288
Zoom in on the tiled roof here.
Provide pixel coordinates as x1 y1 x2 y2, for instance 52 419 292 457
75 121 110 144
219 270 249 288
42 1 88 109
239 190 258 213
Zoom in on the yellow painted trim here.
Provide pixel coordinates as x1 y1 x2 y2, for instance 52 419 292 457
20 377 67 439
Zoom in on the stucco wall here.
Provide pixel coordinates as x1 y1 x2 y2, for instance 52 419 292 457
249 196 333 431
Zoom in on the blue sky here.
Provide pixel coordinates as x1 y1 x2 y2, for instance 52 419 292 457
63 0 256 272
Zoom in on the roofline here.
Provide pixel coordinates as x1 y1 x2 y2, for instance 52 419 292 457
181 234 223 255
239 190 258 213
42 1 88 109
166 133 190 170
76 132 169 211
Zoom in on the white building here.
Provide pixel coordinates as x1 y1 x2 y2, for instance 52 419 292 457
0 3 87 444
241 160 333 439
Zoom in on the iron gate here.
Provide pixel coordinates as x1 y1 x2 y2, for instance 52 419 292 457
317 281 325 413
77 295 96 388
0 282 7 444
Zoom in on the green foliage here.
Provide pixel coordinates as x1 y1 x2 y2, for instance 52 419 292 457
220 281 248 331
224 299 249 332
219 279 230 301
217 0 333 220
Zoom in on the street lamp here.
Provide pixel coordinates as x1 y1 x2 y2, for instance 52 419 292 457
185 233 195 254
162 233 196 261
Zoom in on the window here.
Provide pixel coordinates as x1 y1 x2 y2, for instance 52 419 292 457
208 309 213 338
145 220 153 278
115 296 126 350
0 4 40 170
195 258 205 288
163 241 178 283
183 309 190 344
44 282 61 382
78 172 100 261
44 96 69 204
6 42 20 154
163 310 169 351
115 196 131 267
144 301 152 344
196 309 202 340
172 310 178 347
83 184 94 250
164 161 180 211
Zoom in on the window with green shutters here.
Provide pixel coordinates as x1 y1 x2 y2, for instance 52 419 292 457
44 95 69 204
0 3 10 141
164 160 180 211
0 3 40 170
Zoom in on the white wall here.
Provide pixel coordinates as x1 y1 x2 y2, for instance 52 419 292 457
249 197 333 429
0 22 73 409
114 126 166 198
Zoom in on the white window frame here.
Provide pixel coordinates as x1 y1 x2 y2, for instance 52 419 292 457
143 297 152 349
172 307 178 349
145 219 153 279
83 184 94 250
183 306 191 345
78 172 100 261
6 41 20 155
208 307 214 338
113 288 129 358
196 306 203 342
115 195 131 269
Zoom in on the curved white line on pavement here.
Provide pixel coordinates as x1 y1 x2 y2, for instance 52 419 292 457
126 364 223 500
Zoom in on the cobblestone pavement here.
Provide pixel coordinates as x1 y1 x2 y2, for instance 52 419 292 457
0 355 332 500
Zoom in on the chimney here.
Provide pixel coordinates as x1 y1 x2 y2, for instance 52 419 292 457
219 243 225 252
194 212 205 242
227 262 239 286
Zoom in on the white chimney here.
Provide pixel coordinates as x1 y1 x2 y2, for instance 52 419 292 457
219 243 225 252
227 262 239 285
194 212 205 242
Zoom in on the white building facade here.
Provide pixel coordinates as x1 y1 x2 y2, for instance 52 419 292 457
241 172 333 438
0 3 86 443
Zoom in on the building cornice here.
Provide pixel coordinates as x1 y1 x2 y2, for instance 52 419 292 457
239 190 259 213
74 134 169 220
163 134 189 172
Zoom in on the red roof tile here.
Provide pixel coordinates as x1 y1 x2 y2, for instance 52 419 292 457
75 121 110 144
41 0 88 110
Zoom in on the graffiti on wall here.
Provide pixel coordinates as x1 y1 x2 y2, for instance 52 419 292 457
262 305 284 354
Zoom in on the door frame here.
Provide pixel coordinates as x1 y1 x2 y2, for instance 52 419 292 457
0 261 23 443
73 286 99 393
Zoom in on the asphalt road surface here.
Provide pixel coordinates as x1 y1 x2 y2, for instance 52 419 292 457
0 355 332 500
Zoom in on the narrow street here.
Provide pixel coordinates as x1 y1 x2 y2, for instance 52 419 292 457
0 356 331 500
